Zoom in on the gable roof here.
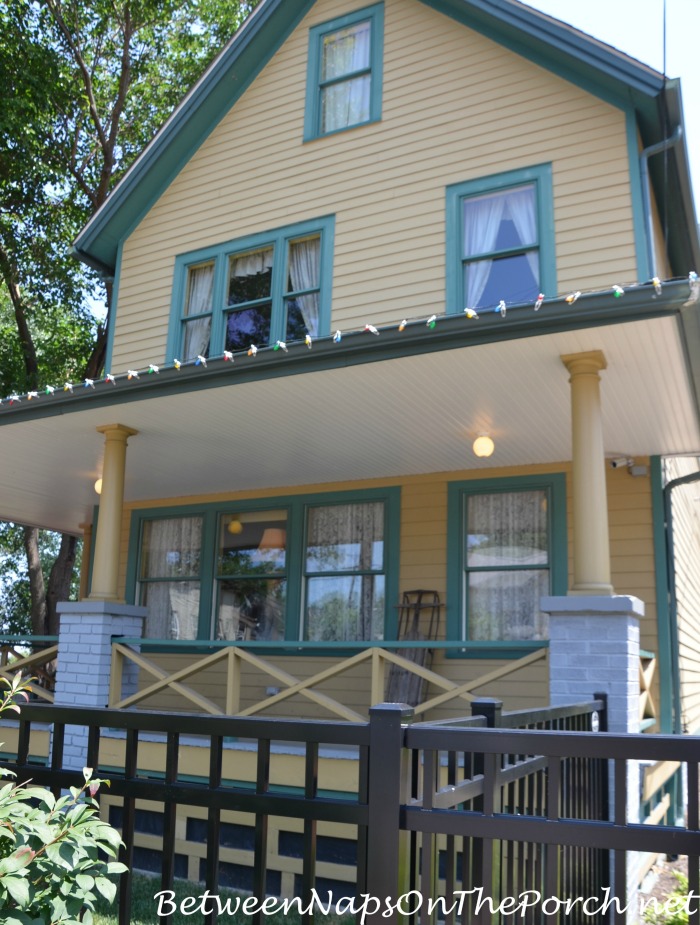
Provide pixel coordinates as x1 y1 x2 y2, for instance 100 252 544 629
72 0 700 277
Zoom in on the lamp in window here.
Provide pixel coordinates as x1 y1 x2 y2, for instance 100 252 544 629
472 435 495 458
258 528 286 551
227 518 243 535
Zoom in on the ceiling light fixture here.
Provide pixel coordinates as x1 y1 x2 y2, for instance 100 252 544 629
472 435 495 458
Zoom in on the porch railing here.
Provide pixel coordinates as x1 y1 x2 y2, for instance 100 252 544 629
0 635 58 703
109 639 548 721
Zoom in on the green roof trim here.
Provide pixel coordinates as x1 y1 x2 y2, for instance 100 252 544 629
1 279 696 427
72 0 700 278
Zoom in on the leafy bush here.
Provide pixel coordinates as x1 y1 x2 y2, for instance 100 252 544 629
0 674 127 924
644 871 691 925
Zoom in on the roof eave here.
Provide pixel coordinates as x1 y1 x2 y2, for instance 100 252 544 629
1 279 696 426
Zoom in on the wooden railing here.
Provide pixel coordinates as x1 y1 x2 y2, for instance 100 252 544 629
109 639 548 721
0 636 58 703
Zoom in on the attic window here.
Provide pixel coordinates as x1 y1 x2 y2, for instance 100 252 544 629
304 4 384 141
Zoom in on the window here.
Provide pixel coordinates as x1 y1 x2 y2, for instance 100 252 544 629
304 4 384 141
446 475 566 650
129 489 399 644
446 165 556 314
304 500 386 642
167 217 334 363
216 510 288 641
137 516 203 639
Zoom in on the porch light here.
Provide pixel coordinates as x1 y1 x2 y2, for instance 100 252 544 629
472 435 495 458
94 478 102 494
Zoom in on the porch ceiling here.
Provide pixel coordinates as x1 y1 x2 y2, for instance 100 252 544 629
1 312 698 535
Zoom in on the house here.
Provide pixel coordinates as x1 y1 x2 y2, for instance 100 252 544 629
1 0 699 741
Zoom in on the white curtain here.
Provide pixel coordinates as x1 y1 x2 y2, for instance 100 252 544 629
463 185 538 308
305 502 384 642
140 517 202 639
231 247 273 280
463 193 506 308
506 185 539 282
288 237 320 335
183 264 213 360
321 22 371 132
465 491 549 641
306 501 383 572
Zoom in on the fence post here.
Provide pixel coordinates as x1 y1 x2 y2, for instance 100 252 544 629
471 698 503 727
366 702 413 922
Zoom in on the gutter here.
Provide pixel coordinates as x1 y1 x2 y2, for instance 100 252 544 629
639 124 683 280
663 465 700 735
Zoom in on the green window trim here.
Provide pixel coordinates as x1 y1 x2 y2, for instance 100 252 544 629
446 473 567 658
125 486 400 647
304 3 384 142
166 216 335 363
445 164 556 315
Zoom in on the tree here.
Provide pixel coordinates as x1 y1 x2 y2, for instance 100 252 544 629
0 0 259 634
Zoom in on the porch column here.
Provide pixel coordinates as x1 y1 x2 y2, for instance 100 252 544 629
89 424 138 601
78 522 92 600
543 594 644 921
54 601 145 770
561 350 613 595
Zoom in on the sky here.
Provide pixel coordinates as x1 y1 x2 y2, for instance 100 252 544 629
523 0 700 217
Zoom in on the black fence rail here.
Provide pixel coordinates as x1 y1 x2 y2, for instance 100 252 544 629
402 695 608 924
3 698 700 925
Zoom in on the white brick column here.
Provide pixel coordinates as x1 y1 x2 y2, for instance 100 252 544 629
542 594 644 921
543 594 643 732
55 601 146 770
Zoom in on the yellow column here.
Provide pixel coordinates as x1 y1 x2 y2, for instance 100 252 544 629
561 351 613 595
78 523 93 600
89 424 138 602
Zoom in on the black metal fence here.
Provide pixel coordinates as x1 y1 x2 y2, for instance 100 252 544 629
3 698 699 925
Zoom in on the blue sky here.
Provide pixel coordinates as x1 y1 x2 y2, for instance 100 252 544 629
524 0 700 218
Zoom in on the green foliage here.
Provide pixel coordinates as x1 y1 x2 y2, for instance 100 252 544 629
0 675 126 925
0 524 81 635
0 0 260 629
643 871 691 925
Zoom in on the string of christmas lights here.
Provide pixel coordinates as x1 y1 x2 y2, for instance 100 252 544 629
0 274 695 408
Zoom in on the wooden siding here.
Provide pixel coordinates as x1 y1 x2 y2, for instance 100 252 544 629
664 456 700 734
111 0 639 372
115 459 658 717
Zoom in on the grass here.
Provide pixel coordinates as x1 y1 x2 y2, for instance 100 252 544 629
92 874 351 924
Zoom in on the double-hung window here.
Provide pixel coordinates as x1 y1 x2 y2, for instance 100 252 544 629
304 4 384 140
446 164 556 313
446 475 566 649
137 516 203 640
168 217 334 363
130 488 399 644
303 500 386 642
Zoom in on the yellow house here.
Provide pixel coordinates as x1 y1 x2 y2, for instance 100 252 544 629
1 0 700 738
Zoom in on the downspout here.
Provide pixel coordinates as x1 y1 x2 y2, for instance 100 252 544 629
639 124 683 279
663 465 700 735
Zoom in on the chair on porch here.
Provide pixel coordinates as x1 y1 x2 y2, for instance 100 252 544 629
385 589 441 706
